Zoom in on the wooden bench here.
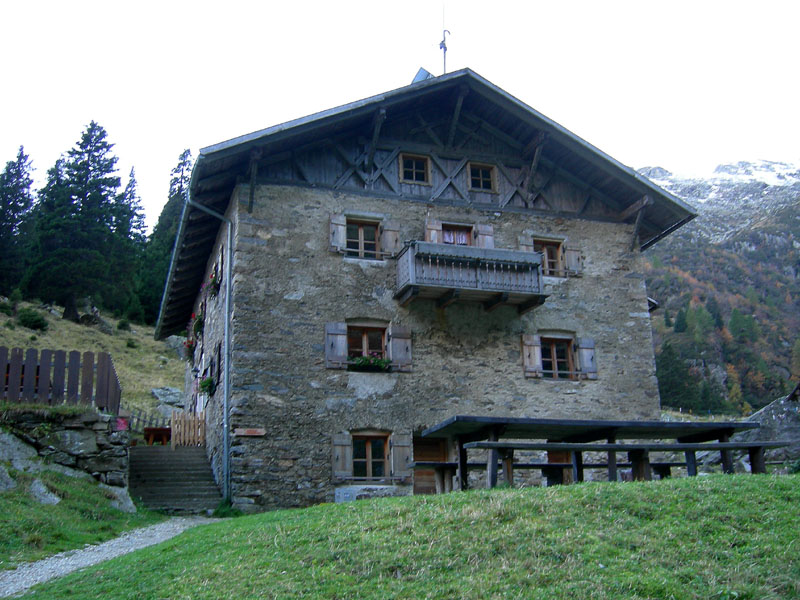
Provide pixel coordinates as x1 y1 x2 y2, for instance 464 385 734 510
143 426 171 446
463 440 790 487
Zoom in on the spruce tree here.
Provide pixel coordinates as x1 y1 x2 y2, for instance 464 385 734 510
25 122 123 321
673 307 688 333
0 146 34 294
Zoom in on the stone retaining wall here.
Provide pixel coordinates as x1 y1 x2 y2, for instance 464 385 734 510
0 409 129 487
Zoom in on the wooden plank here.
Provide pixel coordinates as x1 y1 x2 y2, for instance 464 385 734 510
22 349 38 402
39 349 52 404
7 348 23 403
571 450 584 483
463 441 789 452
0 346 7 400
95 353 109 411
436 289 460 308
619 195 653 222
80 352 94 406
483 292 509 312
718 432 735 474
501 450 514 486
66 351 81 404
486 429 499 489
52 350 66 404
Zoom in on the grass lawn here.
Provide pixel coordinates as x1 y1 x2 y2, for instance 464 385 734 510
0 468 166 569
18 474 800 599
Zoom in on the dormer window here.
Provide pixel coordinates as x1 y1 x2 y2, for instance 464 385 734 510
468 162 496 192
400 154 431 185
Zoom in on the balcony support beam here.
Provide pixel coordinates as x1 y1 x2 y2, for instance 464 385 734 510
484 292 509 312
396 285 420 307
436 289 460 308
518 295 547 315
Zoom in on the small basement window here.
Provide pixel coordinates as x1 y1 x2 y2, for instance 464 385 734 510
400 153 431 184
468 162 496 192
346 220 380 259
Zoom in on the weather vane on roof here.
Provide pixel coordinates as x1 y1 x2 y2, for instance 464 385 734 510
440 30 450 74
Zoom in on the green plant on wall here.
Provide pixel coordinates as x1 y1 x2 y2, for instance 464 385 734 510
199 376 216 396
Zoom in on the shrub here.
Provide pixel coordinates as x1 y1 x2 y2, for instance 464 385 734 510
0 302 11 316
790 459 800 474
17 308 48 331
117 318 131 331
126 338 138 349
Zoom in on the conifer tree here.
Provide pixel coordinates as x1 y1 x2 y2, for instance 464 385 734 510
673 307 688 333
137 149 193 324
0 146 34 294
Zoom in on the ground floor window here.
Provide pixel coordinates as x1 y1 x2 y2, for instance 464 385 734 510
541 337 575 379
352 434 388 478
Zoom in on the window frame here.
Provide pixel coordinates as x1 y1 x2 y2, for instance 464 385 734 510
345 219 381 260
467 162 497 193
351 433 390 480
347 325 386 360
399 153 431 185
441 223 473 246
540 336 577 380
533 238 565 277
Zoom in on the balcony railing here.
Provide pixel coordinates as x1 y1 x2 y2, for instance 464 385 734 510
395 241 548 314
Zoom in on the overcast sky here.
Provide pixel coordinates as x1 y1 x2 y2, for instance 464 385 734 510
2 1 798 230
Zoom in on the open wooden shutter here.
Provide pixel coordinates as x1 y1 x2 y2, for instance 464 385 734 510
325 322 348 369
329 214 346 252
388 325 412 371
390 432 413 481
518 235 535 253
564 246 583 276
522 334 543 378
332 432 353 480
424 218 442 243
379 220 401 257
474 223 494 249
576 338 598 380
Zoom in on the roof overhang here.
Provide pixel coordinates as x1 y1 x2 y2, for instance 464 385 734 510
155 69 697 339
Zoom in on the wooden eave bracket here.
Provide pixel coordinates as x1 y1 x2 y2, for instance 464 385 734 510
446 85 470 147
395 285 420 307
365 107 387 174
436 289 460 309
627 196 652 251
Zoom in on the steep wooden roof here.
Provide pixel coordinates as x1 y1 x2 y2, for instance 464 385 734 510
156 69 697 339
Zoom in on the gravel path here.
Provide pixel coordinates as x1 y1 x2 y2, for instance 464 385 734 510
0 516 219 598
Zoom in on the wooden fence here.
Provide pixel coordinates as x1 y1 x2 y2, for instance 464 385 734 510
171 411 205 448
1 346 121 414
128 407 170 433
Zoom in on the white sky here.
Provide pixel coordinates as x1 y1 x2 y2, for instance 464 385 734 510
2 1 798 231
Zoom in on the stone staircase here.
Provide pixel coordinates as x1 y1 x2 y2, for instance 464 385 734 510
129 446 221 514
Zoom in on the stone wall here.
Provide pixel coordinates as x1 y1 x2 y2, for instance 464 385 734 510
0 409 129 487
194 183 661 510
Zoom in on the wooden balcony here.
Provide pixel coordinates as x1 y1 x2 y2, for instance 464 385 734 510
395 241 548 314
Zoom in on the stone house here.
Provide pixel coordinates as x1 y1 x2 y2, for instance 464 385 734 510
156 69 696 511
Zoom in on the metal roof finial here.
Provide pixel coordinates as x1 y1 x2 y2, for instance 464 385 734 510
440 30 450 75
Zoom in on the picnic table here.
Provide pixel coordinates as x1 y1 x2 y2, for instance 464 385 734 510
143 426 171 445
418 415 789 490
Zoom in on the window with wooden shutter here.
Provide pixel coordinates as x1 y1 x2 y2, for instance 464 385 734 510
564 247 583 277
388 324 412 371
329 214 347 253
390 433 413 481
521 334 543 378
332 432 353 480
379 220 401 257
576 337 598 380
424 218 442 243
324 322 348 369
474 223 494 249
533 238 564 277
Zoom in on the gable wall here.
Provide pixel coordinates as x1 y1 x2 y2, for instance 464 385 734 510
189 182 660 511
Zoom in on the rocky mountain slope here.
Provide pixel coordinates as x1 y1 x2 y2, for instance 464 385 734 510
640 160 799 412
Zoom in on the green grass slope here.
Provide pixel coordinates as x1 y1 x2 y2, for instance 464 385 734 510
0 468 166 569
0 302 184 411
21 475 800 600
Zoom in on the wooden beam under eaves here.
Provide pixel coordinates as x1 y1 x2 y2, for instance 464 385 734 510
619 195 652 222
446 85 469 147
365 107 386 173
630 203 648 252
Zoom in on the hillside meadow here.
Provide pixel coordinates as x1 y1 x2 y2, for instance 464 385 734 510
18 475 800 600
0 301 184 412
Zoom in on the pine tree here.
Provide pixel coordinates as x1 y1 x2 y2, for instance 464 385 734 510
705 296 724 329
656 341 701 411
25 122 123 321
137 150 193 324
673 307 688 333
0 146 34 294
663 307 672 328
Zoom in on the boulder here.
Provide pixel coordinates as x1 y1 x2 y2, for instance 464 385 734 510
0 465 16 492
0 431 38 470
152 387 183 407
100 483 136 513
30 478 60 505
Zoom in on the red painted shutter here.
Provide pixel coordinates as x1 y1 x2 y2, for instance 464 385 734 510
325 322 348 369
522 334 543 378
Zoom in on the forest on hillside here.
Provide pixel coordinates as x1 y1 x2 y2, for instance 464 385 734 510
0 123 190 327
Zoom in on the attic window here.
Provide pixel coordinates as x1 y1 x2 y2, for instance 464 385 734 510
468 162 496 192
400 154 430 185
